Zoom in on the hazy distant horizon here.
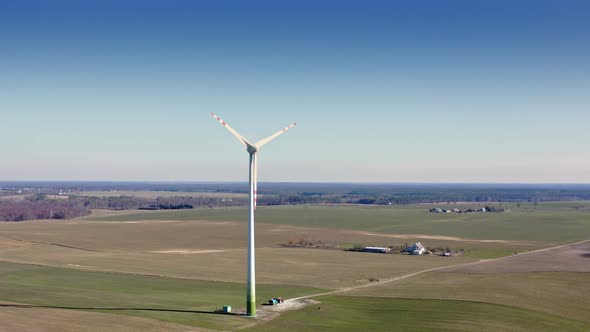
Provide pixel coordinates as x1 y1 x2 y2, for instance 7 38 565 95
2 180 590 187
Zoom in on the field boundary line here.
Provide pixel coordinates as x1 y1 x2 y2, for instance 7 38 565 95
0 234 108 252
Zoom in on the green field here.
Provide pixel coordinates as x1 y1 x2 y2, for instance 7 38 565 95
0 244 474 289
2 260 587 331
0 202 589 331
0 261 324 330
246 296 590 331
93 203 590 243
347 271 590 324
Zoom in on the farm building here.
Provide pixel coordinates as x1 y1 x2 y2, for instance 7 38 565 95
362 246 391 254
404 242 426 255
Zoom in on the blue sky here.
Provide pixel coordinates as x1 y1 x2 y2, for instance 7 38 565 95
1 0 589 182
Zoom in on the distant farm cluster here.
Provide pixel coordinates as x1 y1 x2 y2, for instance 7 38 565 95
429 205 505 214
284 238 457 257
358 242 427 255
357 242 456 257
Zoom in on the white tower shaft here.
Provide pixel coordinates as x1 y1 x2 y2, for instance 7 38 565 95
211 112 295 317
247 152 256 315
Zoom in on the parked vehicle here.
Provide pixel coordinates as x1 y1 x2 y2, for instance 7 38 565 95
268 297 284 305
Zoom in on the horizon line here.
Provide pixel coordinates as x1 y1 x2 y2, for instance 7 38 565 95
1 180 590 186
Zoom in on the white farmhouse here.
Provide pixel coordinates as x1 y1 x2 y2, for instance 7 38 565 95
405 242 426 255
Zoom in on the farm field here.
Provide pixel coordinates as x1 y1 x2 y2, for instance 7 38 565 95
93 203 590 243
2 215 532 257
245 296 590 331
0 202 589 331
0 232 474 288
0 305 196 332
347 271 590 324
346 241 590 324
0 261 323 331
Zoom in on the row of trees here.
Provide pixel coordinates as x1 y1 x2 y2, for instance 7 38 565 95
74 195 249 210
0 195 250 221
0 199 90 221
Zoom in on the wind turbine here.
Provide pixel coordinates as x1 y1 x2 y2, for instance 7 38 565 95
211 112 296 317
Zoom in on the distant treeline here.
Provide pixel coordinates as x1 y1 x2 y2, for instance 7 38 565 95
3 181 590 204
3 182 590 221
0 197 90 221
0 195 248 221
259 189 590 206
77 195 247 210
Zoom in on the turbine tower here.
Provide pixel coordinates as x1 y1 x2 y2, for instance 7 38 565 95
211 112 296 317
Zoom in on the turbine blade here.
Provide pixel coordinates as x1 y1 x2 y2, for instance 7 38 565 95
255 122 296 148
210 112 253 147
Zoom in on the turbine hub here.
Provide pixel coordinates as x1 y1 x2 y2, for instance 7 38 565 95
247 145 258 154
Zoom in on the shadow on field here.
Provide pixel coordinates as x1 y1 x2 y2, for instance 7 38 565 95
0 304 243 316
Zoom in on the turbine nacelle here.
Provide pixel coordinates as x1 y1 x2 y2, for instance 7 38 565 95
247 145 258 154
